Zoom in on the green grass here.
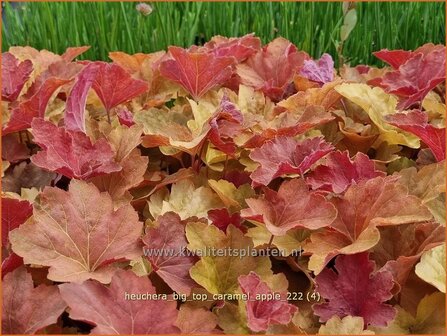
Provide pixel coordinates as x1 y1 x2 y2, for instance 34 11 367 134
2 1 445 66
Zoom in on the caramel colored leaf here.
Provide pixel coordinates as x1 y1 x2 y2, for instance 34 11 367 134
335 83 420 148
175 305 219 334
370 292 445 334
10 180 142 283
149 179 223 220
306 176 433 274
186 222 272 294
242 179 337 236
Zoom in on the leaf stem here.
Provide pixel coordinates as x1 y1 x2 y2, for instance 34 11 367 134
287 255 315 289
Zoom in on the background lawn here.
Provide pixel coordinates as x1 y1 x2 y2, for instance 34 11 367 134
2 1 445 66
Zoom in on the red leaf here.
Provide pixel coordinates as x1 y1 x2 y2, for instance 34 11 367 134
159 46 235 99
299 53 334 85
385 110 445 161
249 136 334 186
1 52 33 102
208 208 245 233
373 43 444 69
117 107 136 126
91 62 149 111
203 33 261 62
368 46 445 109
142 212 197 295
2 267 66 334
307 151 385 193
1 197 33 246
2 77 71 134
208 96 243 155
2 59 80 134
30 119 121 180
222 170 252 187
238 272 297 332
59 269 180 334
1 253 23 279
1 134 30 162
65 62 99 132
313 252 396 327
374 50 413 69
241 179 337 236
237 37 309 101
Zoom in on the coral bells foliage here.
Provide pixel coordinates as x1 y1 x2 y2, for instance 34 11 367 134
1 37 445 335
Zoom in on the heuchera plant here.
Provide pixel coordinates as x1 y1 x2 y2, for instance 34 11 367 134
1 36 446 335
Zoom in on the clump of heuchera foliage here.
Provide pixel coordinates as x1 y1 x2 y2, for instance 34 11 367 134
1 35 445 334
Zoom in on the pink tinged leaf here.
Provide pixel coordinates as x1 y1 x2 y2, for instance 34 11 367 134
2 267 66 334
300 53 334 84
385 110 445 162
30 119 121 180
208 96 244 155
1 52 33 102
249 136 334 186
61 45 90 62
236 37 309 102
9 180 142 283
1 198 33 246
91 62 149 111
159 46 236 99
59 269 180 334
241 179 337 236
1 134 30 162
204 33 261 62
142 212 197 295
117 107 136 126
208 208 245 233
238 272 297 332
313 252 396 328
2 77 72 135
243 106 335 149
65 62 100 132
368 47 445 110
307 150 385 193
